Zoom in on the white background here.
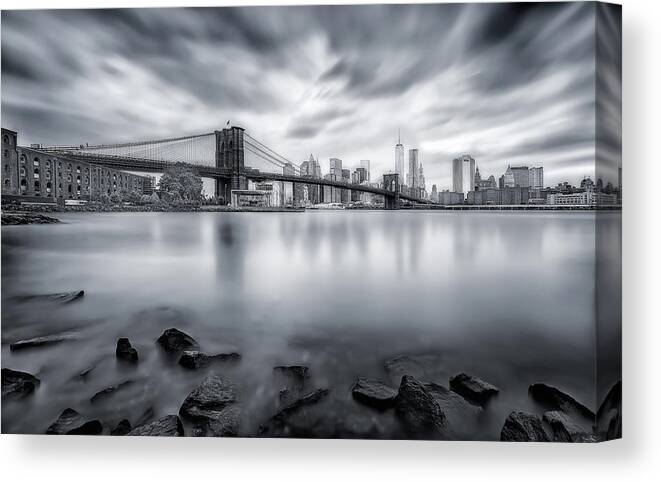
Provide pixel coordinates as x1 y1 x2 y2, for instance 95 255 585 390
1 0 659 480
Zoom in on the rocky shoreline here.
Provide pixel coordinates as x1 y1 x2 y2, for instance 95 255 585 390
1 291 621 441
1 212 61 225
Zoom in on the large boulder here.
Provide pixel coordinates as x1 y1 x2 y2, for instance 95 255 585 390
46 408 103 435
500 411 549 442
10 331 79 351
259 388 330 437
128 415 183 436
179 374 241 436
424 382 482 435
351 377 397 410
90 380 135 404
543 411 597 443
1 368 40 400
157 328 198 354
116 338 139 364
449 373 499 406
178 351 240 369
597 381 622 440
528 383 595 420
395 375 447 438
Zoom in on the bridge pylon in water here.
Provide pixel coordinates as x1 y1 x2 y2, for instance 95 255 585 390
382 173 400 210
215 126 247 204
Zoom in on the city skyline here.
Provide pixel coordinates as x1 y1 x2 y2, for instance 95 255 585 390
1 3 621 191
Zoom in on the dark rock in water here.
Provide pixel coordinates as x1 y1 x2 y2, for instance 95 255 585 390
395 375 447 437
111 419 132 435
10 331 79 351
543 411 597 442
273 365 309 382
156 328 198 354
90 380 135 404
1 212 60 226
14 290 84 304
597 381 622 440
2 368 41 400
424 382 482 432
178 350 240 369
529 383 595 420
179 375 241 436
116 337 139 364
136 406 155 427
351 377 397 410
383 353 445 384
71 364 96 382
46 408 103 435
449 373 499 406
128 415 183 436
500 411 549 442
259 388 330 437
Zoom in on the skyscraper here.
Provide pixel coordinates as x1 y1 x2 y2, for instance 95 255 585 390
329 158 343 203
452 154 475 193
408 149 419 190
360 160 370 182
529 166 544 188
395 129 405 187
504 165 530 187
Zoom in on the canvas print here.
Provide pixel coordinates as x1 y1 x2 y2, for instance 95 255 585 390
1 2 621 441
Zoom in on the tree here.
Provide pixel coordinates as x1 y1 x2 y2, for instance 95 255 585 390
99 193 111 205
158 163 203 203
110 192 122 204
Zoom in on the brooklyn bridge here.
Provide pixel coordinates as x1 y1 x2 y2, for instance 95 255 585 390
34 126 432 209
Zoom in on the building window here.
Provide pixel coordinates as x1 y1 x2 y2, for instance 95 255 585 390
46 182 52 194
68 185 72 193
58 161 62 168
67 174 72 182
76 166 81 174
67 163 72 172
20 155 26 164
20 179 27 191
20 167 25 176
3 150 8 159
34 180 41 192
4 179 10 188
2 135 9 145
45 171 51 180
34 168 40 179
46 160 51 168
33 157 40 166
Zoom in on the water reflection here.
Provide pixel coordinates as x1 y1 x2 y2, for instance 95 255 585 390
1 211 620 438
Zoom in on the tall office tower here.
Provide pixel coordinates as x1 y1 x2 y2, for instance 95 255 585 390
360 160 371 182
408 149 419 190
529 166 544 188
329 158 343 203
452 154 476 193
431 184 438 203
341 168 351 204
299 160 310 176
418 162 426 194
355 167 368 183
395 130 405 187
504 165 530 187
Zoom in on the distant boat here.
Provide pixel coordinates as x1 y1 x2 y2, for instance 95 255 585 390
308 203 345 210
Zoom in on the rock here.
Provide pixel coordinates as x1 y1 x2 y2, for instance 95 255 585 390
10 331 79 351
273 365 309 382
14 290 83 304
116 337 139 363
128 415 183 436
156 328 198 354
90 380 135 404
528 383 595 420
500 411 550 442
70 364 96 382
259 388 330 437
178 350 240 369
449 373 499 406
1 212 60 225
110 419 132 435
1 368 41 400
424 382 482 431
395 375 447 437
597 381 622 440
543 411 597 442
179 374 241 436
135 406 155 427
351 377 397 409
383 353 445 383
46 408 103 435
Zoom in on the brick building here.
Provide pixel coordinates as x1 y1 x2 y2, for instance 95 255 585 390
2 128 149 202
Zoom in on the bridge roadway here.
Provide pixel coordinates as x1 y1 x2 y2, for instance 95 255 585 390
36 150 431 204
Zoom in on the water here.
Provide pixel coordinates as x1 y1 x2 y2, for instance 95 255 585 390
1 211 621 438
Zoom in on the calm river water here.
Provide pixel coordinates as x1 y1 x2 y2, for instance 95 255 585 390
1 211 621 438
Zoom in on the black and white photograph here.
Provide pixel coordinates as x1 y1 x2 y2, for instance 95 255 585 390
1 1 622 444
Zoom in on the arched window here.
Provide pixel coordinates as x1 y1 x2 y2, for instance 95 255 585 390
4 179 10 188
19 167 25 176
76 166 81 174
2 135 9 145
68 184 72 193
46 160 51 168
45 171 51 180
67 174 72 182
20 178 27 190
58 161 62 168
34 180 41 191
76 175 81 184
20 154 26 164
33 157 40 166
46 182 52 194
33 168 40 179
67 163 72 172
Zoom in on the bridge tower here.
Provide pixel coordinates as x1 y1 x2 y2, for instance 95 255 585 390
382 173 400 210
215 126 248 203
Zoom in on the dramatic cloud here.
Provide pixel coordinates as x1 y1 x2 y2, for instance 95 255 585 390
1 3 621 189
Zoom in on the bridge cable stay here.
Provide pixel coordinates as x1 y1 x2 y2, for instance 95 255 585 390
243 134 300 174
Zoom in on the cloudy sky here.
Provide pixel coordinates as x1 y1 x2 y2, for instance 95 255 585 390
1 2 621 190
